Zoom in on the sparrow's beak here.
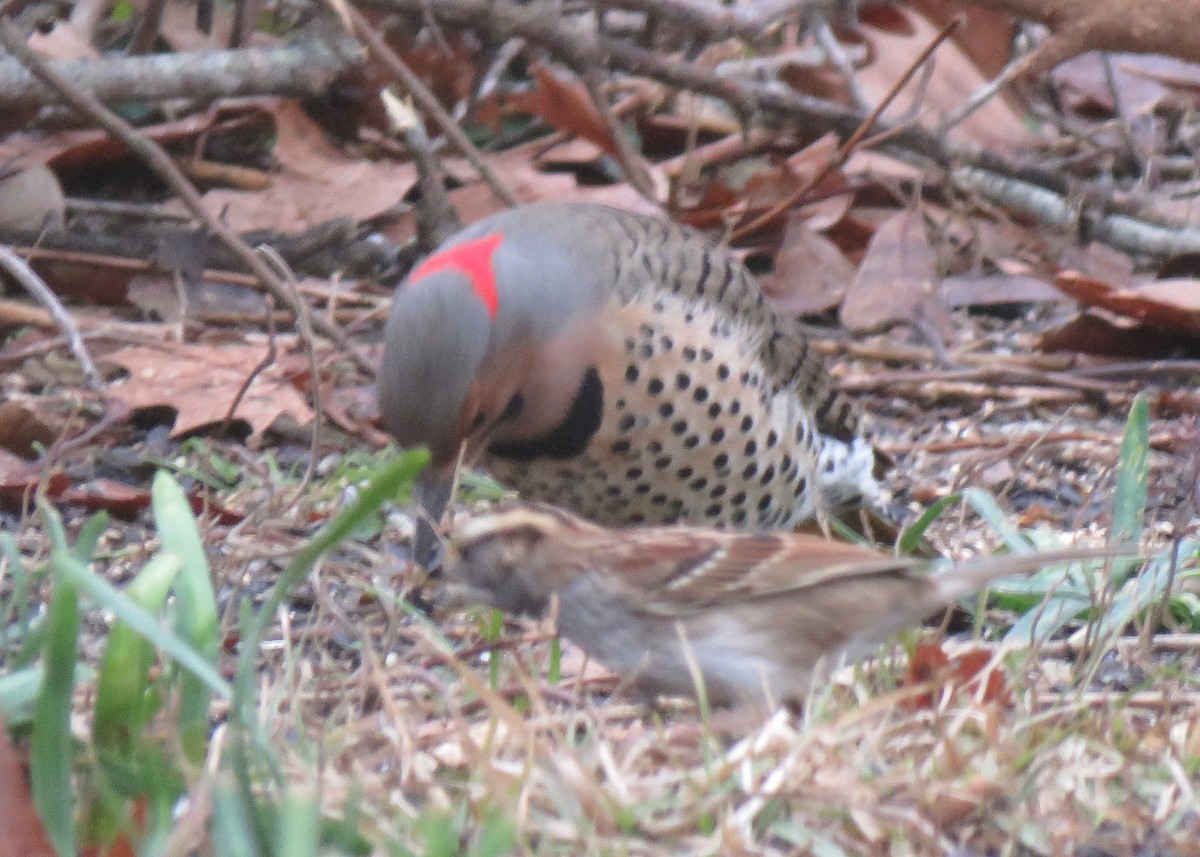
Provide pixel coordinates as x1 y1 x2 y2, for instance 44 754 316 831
412 459 456 571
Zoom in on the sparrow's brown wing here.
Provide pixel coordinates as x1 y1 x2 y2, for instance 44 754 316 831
584 527 923 616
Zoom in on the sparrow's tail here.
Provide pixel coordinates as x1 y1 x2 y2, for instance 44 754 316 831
929 545 1134 605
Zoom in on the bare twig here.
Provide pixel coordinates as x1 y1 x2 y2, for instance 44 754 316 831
381 89 464 249
0 244 102 390
259 246 322 502
731 14 963 239
372 0 1200 257
581 65 662 203
814 17 870 110
340 1 520 208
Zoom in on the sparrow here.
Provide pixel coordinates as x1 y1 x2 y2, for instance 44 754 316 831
441 503 1117 708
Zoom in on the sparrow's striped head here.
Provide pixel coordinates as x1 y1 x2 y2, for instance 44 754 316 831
443 504 596 613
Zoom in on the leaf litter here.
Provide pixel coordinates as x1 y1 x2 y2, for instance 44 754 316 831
2 0 1200 854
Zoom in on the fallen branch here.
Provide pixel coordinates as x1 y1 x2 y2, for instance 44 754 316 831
0 31 364 111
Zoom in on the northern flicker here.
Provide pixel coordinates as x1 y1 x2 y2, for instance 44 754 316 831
378 202 881 539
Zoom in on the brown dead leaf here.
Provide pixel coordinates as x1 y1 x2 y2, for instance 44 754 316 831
105 342 313 440
761 212 855 315
1053 53 1200 120
857 6 1035 151
0 449 68 508
1038 311 1197 356
841 209 952 334
379 140 657 244
0 400 59 458
1053 273 1200 333
0 713 56 857
60 479 152 519
941 274 1065 308
902 642 1013 710
512 64 621 159
906 0 1018 79
197 101 418 232
0 166 65 232
960 0 1200 76
1058 242 1135 289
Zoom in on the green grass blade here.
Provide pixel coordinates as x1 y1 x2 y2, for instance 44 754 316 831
212 777 260 857
71 512 108 565
152 470 220 762
225 448 431 853
38 496 229 699
234 448 431 717
1093 538 1200 641
277 790 320 857
93 552 182 750
898 492 961 555
54 549 231 699
962 488 1033 552
30 571 80 857
0 664 91 726
1109 393 1149 584
1 532 35 659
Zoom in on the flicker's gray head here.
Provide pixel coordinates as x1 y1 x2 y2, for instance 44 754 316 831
378 206 613 466
377 263 492 466
378 205 616 563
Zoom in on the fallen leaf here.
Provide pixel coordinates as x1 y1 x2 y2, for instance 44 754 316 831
0 713 56 857
761 212 855 315
857 6 1036 151
941 274 1065 308
841 209 952 334
906 0 1017 79
197 101 419 232
105 342 313 440
0 400 59 458
1053 272 1200 333
1038 310 1198 356
0 166 65 232
0 449 68 508
379 140 658 244
513 64 622 159
902 642 1013 710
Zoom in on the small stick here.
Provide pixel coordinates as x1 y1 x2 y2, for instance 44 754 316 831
0 245 103 390
731 14 964 240
339 2 520 208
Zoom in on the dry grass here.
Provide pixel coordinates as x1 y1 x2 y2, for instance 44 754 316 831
242 556 1200 855
8 309 1199 856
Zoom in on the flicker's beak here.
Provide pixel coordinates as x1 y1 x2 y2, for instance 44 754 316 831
412 459 456 571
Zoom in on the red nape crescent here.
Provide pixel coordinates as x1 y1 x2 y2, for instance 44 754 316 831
408 232 504 319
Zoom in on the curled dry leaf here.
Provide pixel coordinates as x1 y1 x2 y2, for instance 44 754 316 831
1053 272 1200 334
902 642 1013 711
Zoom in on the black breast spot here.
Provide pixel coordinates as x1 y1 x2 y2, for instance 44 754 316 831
488 366 604 462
